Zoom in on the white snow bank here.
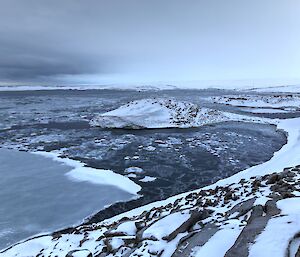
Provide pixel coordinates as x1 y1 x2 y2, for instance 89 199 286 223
140 176 157 182
2 236 53 257
34 152 141 195
111 221 137 236
249 197 300 257
71 250 91 257
192 224 242 257
211 94 300 108
143 212 190 240
124 166 144 174
250 85 300 93
90 98 232 129
276 197 300 215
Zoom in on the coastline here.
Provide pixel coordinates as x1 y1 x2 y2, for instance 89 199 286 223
1 116 299 256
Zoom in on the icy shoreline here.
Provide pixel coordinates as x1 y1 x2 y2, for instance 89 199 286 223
34 151 142 196
0 148 138 251
2 116 300 256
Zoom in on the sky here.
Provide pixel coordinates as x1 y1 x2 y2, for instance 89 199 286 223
0 0 300 87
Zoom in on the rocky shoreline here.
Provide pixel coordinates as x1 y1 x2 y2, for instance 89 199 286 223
3 164 299 257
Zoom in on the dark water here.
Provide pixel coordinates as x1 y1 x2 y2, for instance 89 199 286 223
0 89 288 244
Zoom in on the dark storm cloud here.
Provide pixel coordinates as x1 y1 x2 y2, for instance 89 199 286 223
0 0 299 85
0 0 122 83
0 39 113 80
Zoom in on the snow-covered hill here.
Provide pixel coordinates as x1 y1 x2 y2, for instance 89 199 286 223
90 98 262 129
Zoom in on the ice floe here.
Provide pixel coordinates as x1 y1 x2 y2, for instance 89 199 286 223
34 151 141 195
139 176 157 182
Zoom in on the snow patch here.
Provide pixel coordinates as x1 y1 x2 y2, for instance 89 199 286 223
143 212 190 240
192 224 242 257
211 94 300 108
139 176 157 182
124 167 144 174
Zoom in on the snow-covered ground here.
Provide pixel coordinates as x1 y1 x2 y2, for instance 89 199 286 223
210 94 300 109
248 85 300 93
2 115 300 256
90 98 266 129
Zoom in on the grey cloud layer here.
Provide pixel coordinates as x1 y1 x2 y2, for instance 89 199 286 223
0 1 123 82
0 0 299 84
0 40 114 80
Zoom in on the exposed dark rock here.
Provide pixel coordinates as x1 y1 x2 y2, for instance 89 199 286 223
296 247 300 257
172 224 219 257
103 231 127 238
225 201 281 257
162 209 212 242
252 179 261 189
264 200 280 216
225 198 256 218
224 191 233 200
266 174 281 184
135 221 146 230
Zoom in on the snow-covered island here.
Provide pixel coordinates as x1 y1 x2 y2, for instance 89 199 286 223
90 98 263 129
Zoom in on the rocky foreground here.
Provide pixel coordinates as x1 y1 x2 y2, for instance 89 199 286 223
2 164 300 257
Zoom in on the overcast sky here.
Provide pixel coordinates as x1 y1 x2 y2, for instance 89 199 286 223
0 0 299 87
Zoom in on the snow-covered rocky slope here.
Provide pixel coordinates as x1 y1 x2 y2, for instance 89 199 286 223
2 118 300 257
90 98 263 129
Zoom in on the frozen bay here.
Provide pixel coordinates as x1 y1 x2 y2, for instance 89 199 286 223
0 148 133 249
